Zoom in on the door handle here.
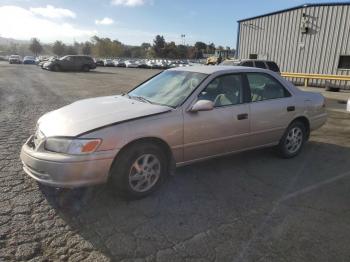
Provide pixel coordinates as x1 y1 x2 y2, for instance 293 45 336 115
287 106 295 112
237 113 248 120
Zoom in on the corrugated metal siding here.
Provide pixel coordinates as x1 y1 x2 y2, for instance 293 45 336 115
238 5 350 89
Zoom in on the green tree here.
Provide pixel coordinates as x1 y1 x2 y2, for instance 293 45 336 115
141 43 151 50
195 41 207 51
207 43 215 54
176 45 188 59
82 42 92 55
164 41 178 59
65 45 77 55
29 38 43 56
153 35 165 58
52 41 66 56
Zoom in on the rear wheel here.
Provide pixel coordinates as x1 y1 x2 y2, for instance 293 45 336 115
82 65 90 72
278 121 306 158
109 142 168 199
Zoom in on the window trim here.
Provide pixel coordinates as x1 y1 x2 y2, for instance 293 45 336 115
196 73 250 108
244 72 292 103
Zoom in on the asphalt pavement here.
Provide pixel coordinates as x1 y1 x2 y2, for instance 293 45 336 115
0 62 350 261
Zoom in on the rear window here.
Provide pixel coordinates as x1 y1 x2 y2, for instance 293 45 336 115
266 61 280 72
241 61 254 67
83 57 93 62
254 61 267 69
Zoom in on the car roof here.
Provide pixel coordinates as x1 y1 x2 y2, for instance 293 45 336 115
226 59 277 63
169 65 270 74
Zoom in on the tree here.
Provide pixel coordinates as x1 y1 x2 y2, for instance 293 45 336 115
52 41 66 56
141 43 151 50
65 45 77 55
207 43 215 54
153 35 165 58
195 41 207 51
176 45 188 59
164 41 178 59
29 38 43 56
82 42 92 55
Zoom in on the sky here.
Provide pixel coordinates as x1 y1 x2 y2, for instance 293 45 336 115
0 0 347 48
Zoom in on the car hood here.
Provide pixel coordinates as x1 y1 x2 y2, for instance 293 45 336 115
37 95 171 137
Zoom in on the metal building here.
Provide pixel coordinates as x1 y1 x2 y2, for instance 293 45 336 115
236 2 350 88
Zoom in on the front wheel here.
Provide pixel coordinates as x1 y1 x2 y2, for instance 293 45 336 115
52 64 60 72
109 142 168 199
278 121 306 158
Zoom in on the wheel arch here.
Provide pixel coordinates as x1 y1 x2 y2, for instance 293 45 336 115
109 137 175 177
291 116 310 139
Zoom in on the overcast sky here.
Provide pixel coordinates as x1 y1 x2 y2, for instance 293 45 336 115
0 0 346 47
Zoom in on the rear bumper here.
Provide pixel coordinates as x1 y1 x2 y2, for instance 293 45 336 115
20 140 117 188
310 112 327 131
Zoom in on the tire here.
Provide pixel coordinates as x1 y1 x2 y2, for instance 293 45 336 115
278 121 306 158
109 142 168 199
82 65 90 72
52 64 60 72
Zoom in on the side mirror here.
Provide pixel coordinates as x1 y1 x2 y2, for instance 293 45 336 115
190 100 214 112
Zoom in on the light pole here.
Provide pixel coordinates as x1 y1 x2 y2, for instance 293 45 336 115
181 34 186 45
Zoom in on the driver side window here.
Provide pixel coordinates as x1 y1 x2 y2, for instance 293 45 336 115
198 74 243 107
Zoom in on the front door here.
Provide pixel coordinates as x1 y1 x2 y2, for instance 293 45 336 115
183 73 250 162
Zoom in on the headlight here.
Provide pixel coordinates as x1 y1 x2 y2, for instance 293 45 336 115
45 138 102 155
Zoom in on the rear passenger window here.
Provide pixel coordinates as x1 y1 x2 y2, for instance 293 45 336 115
247 73 290 102
266 62 280 72
198 74 244 107
254 61 266 69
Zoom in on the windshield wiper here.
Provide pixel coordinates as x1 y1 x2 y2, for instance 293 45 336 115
129 95 152 104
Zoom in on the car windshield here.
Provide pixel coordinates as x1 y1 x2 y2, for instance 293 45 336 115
128 70 207 108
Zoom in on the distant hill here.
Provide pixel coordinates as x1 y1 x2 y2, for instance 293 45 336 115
0 37 29 46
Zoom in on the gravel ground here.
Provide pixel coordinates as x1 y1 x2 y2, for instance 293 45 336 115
0 63 350 262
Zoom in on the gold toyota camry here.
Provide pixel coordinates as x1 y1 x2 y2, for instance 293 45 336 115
21 66 327 199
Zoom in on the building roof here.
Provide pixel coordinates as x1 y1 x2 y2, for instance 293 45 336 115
237 2 350 22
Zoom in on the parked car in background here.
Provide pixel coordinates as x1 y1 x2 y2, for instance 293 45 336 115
114 60 126 67
38 56 57 68
94 59 104 67
221 59 281 73
23 56 36 65
125 60 139 68
103 59 114 67
9 55 21 64
43 55 96 72
20 66 326 199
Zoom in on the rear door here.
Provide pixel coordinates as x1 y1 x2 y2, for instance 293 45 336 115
183 73 250 161
246 72 295 147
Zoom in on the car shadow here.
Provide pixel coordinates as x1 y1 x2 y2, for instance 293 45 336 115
40 141 350 260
